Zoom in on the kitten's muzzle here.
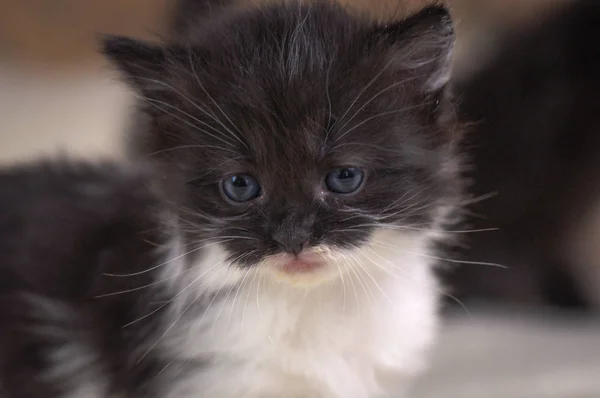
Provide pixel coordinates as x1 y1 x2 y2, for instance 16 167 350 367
271 207 315 255
278 251 325 274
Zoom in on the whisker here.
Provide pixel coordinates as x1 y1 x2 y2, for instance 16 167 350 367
212 281 239 332
91 247 228 298
458 192 498 206
140 96 237 148
334 76 420 136
382 186 431 213
337 102 434 143
144 144 238 159
328 222 431 235
158 198 242 225
344 255 374 306
122 259 226 328
370 241 508 269
256 270 264 316
378 199 438 222
211 253 255 331
136 266 226 364
331 142 412 156
212 235 259 241
342 223 499 234
324 60 335 141
348 252 392 305
229 266 253 326
154 358 177 378
341 257 362 316
335 262 347 314
354 244 472 318
333 58 395 132
187 48 247 148
241 268 260 331
134 77 245 148
103 239 225 278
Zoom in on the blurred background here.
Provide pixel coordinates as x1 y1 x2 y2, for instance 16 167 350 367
0 0 570 162
0 0 599 396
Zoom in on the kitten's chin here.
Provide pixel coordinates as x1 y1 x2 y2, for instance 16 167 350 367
260 250 340 287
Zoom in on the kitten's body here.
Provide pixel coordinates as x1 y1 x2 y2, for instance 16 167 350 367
0 2 461 397
0 161 168 397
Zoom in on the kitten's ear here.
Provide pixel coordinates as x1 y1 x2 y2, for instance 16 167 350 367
101 35 183 95
375 6 454 93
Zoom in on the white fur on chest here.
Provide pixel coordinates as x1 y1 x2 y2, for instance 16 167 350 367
158 230 439 398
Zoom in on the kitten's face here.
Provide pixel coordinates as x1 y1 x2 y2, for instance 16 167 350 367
104 4 459 285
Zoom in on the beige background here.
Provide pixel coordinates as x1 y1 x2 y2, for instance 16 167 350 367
0 0 571 164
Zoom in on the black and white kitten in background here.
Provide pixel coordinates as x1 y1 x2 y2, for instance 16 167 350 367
0 2 461 397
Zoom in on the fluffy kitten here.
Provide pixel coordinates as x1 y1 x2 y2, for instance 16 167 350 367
104 2 460 396
0 3 461 398
0 160 170 397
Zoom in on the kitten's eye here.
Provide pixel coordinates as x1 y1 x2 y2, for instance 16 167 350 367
221 174 261 203
325 167 365 194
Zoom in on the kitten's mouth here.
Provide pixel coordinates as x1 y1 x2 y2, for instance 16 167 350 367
262 249 338 286
274 252 325 275
281 257 323 274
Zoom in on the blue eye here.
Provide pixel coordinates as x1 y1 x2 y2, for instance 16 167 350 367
325 167 365 194
222 174 261 202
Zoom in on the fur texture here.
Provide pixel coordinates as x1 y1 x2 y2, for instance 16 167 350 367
0 160 170 397
0 2 462 397
104 2 461 396
0 160 444 397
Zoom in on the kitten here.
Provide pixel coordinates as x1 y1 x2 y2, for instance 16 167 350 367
0 160 171 397
0 3 461 398
447 0 600 309
103 2 460 396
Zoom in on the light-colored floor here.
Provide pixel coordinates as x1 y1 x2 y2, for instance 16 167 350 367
414 305 600 398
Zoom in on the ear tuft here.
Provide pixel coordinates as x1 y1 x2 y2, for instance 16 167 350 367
100 35 173 94
375 6 455 92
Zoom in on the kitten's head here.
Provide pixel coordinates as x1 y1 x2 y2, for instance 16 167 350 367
103 3 461 286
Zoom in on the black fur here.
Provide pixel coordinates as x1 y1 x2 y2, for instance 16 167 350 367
0 2 461 396
169 0 237 39
0 160 172 397
103 2 460 268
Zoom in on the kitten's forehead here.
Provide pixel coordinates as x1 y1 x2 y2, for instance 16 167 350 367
182 49 419 170
180 4 404 104
103 3 454 173
179 20 432 162
179 75 430 180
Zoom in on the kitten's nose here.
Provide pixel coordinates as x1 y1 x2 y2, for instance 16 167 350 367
274 237 307 255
